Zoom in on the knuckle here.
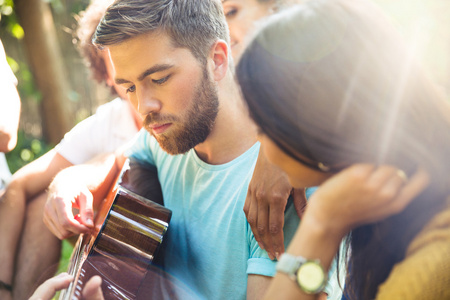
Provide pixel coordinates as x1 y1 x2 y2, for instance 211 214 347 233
257 225 266 236
379 188 397 201
390 199 407 214
255 190 267 201
247 217 256 227
349 167 369 181
243 206 249 215
60 219 71 229
247 186 256 196
364 183 379 195
268 192 286 204
269 224 280 235
61 233 70 240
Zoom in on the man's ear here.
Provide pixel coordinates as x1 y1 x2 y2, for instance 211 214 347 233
209 39 229 82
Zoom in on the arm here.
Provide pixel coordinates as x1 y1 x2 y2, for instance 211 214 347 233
263 165 430 300
0 40 21 153
43 151 124 239
0 150 72 288
246 274 328 300
247 274 272 300
5 150 73 201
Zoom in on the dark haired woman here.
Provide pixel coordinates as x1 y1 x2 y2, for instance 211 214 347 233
237 0 450 299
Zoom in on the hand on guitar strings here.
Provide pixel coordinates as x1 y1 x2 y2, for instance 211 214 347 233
44 171 96 240
29 273 104 300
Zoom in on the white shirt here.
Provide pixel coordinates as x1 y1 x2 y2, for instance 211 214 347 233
55 98 139 165
0 40 18 189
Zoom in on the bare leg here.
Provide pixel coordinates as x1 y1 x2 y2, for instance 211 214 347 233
0 186 26 300
13 192 61 300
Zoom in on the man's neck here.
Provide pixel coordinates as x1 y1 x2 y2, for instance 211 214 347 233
194 74 258 165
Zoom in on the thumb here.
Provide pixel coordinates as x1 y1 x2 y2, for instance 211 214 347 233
29 273 73 300
78 187 94 228
82 276 104 300
292 188 307 219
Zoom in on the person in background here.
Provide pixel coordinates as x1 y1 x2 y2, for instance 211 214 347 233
223 0 296 62
0 1 141 299
0 39 21 191
236 0 450 298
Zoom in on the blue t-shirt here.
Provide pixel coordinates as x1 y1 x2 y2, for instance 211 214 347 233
127 130 343 299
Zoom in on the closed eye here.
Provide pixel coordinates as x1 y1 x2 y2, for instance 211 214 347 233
126 85 136 94
153 75 171 85
225 7 238 19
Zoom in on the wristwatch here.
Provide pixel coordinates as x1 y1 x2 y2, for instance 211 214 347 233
276 253 327 294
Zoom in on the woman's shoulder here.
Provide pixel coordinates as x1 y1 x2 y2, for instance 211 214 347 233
376 198 450 299
407 197 450 253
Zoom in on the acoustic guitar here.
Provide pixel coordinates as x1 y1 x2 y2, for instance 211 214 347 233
59 159 172 300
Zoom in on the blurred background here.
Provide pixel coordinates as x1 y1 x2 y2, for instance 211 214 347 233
1 0 450 173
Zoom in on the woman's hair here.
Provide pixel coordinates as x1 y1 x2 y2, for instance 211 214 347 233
237 0 450 298
76 0 115 85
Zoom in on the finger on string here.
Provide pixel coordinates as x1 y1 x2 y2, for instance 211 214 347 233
82 276 104 300
79 188 94 228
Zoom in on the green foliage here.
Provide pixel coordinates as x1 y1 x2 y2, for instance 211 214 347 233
16 62 43 102
58 239 75 273
5 130 52 174
0 0 24 40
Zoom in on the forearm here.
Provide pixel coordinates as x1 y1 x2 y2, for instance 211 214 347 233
0 181 27 286
9 150 72 200
247 274 272 300
263 214 344 300
0 150 69 285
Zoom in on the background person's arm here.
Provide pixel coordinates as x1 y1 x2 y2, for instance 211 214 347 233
5 150 73 201
0 40 20 153
0 150 72 291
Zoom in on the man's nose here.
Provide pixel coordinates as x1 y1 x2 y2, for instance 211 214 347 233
136 87 161 117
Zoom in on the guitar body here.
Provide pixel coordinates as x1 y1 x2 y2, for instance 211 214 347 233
59 159 171 300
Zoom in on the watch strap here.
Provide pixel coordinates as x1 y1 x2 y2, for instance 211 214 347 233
276 253 306 276
276 253 327 294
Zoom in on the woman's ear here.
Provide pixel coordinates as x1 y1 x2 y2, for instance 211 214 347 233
209 39 229 82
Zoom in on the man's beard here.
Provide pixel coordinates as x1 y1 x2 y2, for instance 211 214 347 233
144 68 219 155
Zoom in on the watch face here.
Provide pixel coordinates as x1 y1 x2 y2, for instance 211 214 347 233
296 260 326 294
